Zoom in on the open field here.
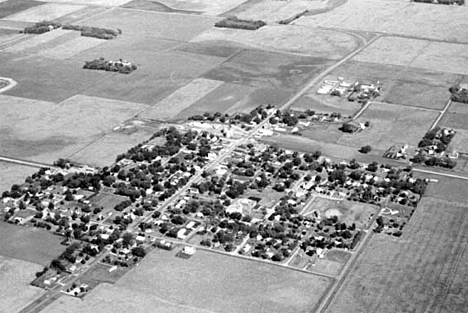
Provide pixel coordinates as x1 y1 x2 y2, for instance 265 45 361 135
0 162 38 192
413 172 468 205
0 255 46 313
0 221 64 266
45 249 332 313
0 0 43 19
337 102 439 150
0 94 148 163
310 249 351 277
295 0 468 43
324 197 468 313
448 129 468 154
353 37 468 76
303 197 378 230
191 25 359 59
124 0 247 15
4 2 86 22
80 8 216 41
139 78 224 121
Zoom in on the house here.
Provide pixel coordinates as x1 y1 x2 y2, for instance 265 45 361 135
182 246 196 256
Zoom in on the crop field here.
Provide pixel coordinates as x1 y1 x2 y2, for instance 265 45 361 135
324 197 468 313
236 0 329 23
295 0 468 43
2 29 75 53
0 255 45 313
413 172 468 205
82 50 223 105
203 50 333 90
439 102 468 130
0 52 111 103
0 221 64 266
0 94 148 163
45 249 332 313
191 25 359 59
353 37 468 76
80 8 216 42
124 0 247 15
174 40 244 59
4 2 86 22
337 102 439 150
0 162 37 192
139 78 224 121
0 0 43 19
175 83 293 119
38 36 104 60
38 0 133 6
303 197 378 230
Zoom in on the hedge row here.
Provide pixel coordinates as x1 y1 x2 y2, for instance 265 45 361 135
21 21 61 34
21 21 121 39
215 17 266 30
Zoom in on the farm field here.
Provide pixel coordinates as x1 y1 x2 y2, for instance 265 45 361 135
295 0 468 43
37 0 133 6
2 29 75 53
79 8 216 41
45 249 332 313
439 101 468 130
203 50 333 90
0 94 148 163
0 255 45 313
324 197 468 313
353 37 468 76
3 2 86 22
124 0 247 15
0 162 37 192
0 221 64 266
0 52 112 103
303 197 378 230
191 25 359 59
139 78 224 121
337 102 438 150
0 0 45 19
412 172 468 205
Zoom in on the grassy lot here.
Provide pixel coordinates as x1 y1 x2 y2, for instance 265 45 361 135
0 0 43 19
79 263 128 289
0 255 45 313
45 249 332 313
0 221 64 266
303 197 378 230
412 172 468 206
191 25 358 59
0 163 38 193
70 121 159 167
324 197 468 313
337 102 438 150
0 94 148 164
295 0 468 43
310 249 351 277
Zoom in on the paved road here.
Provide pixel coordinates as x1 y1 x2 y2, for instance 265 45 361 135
0 156 58 169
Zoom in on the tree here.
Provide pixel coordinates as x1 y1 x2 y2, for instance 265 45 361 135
122 233 134 247
360 145 372 154
131 246 146 257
